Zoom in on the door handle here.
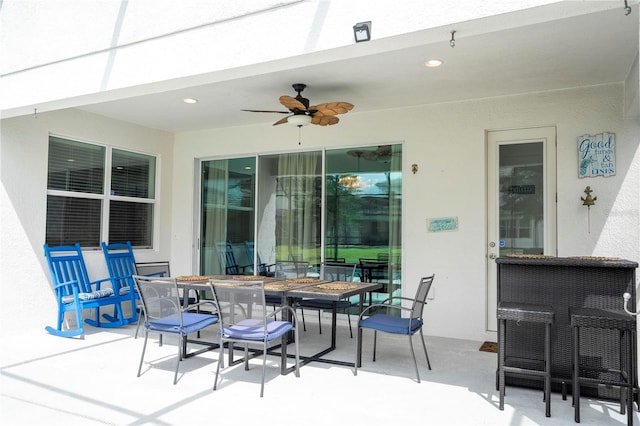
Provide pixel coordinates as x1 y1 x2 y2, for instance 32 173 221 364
488 253 497 259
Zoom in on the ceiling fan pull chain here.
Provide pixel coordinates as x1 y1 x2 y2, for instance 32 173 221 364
298 125 302 145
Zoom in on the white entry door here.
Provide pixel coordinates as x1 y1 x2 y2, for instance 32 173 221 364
486 127 557 331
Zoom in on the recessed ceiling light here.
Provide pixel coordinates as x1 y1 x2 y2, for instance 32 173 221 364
183 98 198 104
424 59 443 68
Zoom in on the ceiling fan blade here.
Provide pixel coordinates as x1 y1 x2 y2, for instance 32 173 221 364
272 116 291 126
241 109 290 114
312 115 339 126
309 102 354 115
279 95 307 111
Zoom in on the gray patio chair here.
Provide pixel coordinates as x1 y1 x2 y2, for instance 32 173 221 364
298 262 358 337
133 275 219 384
211 280 300 397
354 274 435 382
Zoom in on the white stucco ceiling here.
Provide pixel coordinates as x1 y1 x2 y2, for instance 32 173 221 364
56 4 640 132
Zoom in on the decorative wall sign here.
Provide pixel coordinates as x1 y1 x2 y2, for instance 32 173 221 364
578 132 616 178
508 184 536 194
427 216 458 233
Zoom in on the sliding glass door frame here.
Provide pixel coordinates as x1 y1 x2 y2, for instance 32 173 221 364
194 143 404 290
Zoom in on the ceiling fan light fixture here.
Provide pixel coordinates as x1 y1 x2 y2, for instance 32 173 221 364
288 114 312 127
353 21 371 43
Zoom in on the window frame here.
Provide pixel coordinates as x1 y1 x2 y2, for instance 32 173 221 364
46 134 159 249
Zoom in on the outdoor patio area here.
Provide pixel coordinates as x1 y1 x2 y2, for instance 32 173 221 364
1 314 638 425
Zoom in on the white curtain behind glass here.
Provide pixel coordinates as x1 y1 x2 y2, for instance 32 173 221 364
276 151 320 262
201 160 227 275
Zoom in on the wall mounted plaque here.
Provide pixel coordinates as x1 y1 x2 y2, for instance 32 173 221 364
578 132 615 178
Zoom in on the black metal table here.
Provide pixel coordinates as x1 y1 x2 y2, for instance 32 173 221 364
496 256 638 398
178 276 380 374
286 280 381 368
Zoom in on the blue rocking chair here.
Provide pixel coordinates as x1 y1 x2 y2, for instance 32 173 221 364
44 243 137 338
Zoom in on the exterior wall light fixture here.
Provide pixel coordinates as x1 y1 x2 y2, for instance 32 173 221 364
353 21 371 43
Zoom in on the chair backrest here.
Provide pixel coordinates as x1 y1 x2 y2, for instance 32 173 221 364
216 241 242 275
358 258 389 282
210 280 267 331
245 241 269 275
133 275 182 326
135 261 171 277
275 260 309 279
101 241 137 291
321 262 357 282
44 243 93 294
411 275 435 320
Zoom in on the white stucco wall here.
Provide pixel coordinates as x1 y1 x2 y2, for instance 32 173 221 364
0 110 173 335
172 83 639 341
0 83 638 342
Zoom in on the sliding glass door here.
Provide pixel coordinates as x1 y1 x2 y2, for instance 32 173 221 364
325 145 402 301
198 145 402 294
200 157 256 275
257 151 322 275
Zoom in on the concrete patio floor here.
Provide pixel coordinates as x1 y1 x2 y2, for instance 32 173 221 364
1 314 638 426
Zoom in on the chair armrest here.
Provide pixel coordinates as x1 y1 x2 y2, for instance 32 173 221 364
380 296 414 305
214 301 247 318
53 279 79 291
90 276 117 291
268 305 299 326
358 303 412 319
183 300 218 313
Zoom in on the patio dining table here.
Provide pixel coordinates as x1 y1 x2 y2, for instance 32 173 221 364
175 275 381 374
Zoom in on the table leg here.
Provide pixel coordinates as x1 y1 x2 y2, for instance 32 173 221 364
331 301 337 350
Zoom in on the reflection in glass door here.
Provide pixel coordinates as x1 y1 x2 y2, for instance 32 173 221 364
257 151 322 275
498 143 544 256
197 145 404 295
486 127 557 331
325 145 402 303
199 157 256 275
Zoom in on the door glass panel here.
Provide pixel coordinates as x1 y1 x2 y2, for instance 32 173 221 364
499 143 544 256
257 151 322 277
325 145 402 304
200 157 256 275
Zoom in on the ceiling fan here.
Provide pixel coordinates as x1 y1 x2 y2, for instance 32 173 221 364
347 145 392 161
242 83 354 126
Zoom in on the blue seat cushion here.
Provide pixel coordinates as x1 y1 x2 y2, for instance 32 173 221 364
148 312 218 335
222 319 293 341
62 288 115 304
360 314 422 335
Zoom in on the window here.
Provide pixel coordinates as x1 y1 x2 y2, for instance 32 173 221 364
46 136 157 248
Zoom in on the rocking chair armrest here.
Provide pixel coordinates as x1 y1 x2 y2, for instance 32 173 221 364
52 279 79 291
90 276 118 291
237 264 253 273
